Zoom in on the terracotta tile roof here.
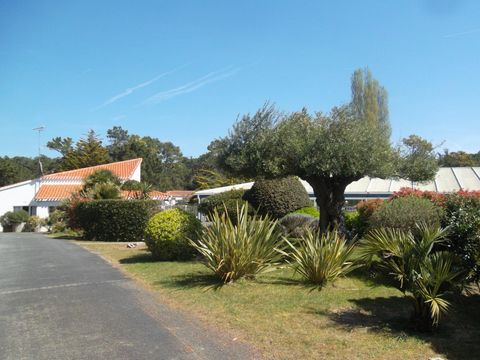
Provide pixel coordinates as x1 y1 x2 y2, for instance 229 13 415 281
121 190 169 200
35 184 83 201
165 190 194 197
36 185 169 202
42 158 142 181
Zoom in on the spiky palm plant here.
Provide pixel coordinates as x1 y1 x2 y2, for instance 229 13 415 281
189 204 285 283
279 229 357 288
358 224 460 331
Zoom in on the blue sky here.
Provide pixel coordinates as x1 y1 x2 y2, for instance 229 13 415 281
1 0 479 158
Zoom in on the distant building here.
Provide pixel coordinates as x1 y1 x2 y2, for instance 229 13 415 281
164 190 194 205
0 158 168 231
194 167 480 205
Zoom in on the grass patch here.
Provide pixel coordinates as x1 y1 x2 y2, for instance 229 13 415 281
77 241 480 360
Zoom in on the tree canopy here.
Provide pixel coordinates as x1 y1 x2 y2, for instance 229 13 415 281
214 69 438 233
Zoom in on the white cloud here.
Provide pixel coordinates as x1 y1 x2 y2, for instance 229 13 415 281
95 66 183 109
142 66 240 105
443 27 480 38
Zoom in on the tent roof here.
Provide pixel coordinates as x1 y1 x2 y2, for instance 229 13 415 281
194 167 480 198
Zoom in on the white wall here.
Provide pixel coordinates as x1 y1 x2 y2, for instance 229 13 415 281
0 180 40 231
132 164 141 182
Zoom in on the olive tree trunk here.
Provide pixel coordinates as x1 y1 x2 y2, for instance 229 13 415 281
306 177 354 235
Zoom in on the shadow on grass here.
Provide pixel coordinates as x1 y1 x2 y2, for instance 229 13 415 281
154 272 224 291
119 252 157 264
318 294 480 360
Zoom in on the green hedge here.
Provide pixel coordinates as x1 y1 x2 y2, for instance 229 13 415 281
243 177 312 219
75 200 159 242
145 208 202 260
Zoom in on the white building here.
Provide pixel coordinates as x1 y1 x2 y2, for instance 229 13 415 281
0 158 167 231
194 167 480 203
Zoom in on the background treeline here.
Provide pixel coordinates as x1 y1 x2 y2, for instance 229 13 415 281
0 126 243 190
0 125 478 189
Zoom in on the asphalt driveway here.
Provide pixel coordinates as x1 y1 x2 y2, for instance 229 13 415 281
0 233 259 360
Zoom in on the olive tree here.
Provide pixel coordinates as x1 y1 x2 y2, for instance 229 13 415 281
216 69 437 233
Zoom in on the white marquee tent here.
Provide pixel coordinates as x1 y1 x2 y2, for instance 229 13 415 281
194 167 480 202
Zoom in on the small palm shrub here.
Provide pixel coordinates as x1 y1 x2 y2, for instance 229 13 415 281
279 229 357 288
190 204 284 283
279 213 317 238
358 224 460 331
369 196 443 233
145 208 202 260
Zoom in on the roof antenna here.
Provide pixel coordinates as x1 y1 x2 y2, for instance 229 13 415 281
33 126 45 176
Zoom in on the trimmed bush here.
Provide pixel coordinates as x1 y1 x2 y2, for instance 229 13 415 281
369 196 443 233
279 213 317 238
441 193 480 282
292 207 320 217
76 200 158 241
145 208 202 260
243 177 311 219
198 189 253 223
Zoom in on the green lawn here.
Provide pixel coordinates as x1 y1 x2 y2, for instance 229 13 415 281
77 241 480 360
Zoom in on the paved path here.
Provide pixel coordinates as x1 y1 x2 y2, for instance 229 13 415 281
0 233 259 360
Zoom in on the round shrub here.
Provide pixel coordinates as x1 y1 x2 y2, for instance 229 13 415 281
198 190 253 223
145 208 202 261
243 177 312 219
369 196 443 232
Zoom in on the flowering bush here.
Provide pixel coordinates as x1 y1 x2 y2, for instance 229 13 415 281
391 187 445 207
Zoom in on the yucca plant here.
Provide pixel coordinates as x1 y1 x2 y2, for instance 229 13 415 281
189 204 285 283
279 229 357 288
358 224 461 331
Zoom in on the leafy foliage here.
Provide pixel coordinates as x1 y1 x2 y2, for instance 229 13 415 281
190 204 285 283
0 210 30 230
441 193 480 283
198 189 253 223
397 135 439 183
279 229 357 288
48 130 110 171
76 200 157 242
0 155 60 186
358 225 460 331
353 199 384 237
438 149 480 167
370 196 443 233
23 216 45 232
145 208 202 260
243 177 312 219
